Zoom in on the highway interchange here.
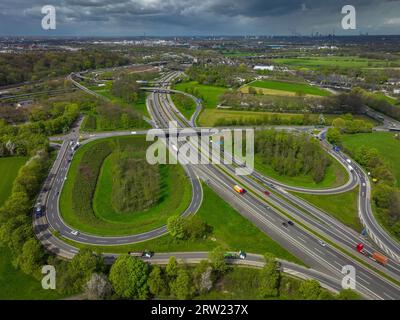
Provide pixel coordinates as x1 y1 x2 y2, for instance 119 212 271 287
33 70 400 300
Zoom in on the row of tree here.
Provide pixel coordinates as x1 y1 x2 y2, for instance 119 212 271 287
348 145 400 238
0 50 129 86
0 150 50 280
255 130 330 183
167 215 212 241
186 64 252 88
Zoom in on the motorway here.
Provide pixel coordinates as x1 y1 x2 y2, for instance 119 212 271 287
34 71 400 300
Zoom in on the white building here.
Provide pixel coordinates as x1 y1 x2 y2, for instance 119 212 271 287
254 65 275 71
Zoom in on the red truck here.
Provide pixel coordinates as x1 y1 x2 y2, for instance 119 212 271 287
356 243 388 266
371 252 388 266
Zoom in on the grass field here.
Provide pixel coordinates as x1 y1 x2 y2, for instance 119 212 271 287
174 81 228 109
60 184 303 265
254 153 348 189
274 56 394 70
0 247 63 300
170 92 197 119
197 109 372 127
293 188 362 232
0 157 27 206
60 136 192 236
245 80 331 97
342 132 400 187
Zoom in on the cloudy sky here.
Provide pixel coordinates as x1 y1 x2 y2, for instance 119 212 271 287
1 0 400 36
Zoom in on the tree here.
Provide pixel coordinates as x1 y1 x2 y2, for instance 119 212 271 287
184 216 211 240
148 265 166 297
193 260 213 294
109 255 149 299
170 269 195 300
373 184 394 209
58 248 104 294
338 289 361 300
326 127 342 145
166 256 179 279
85 273 113 300
167 215 186 240
109 255 150 299
259 253 280 297
208 246 228 274
298 279 322 300
15 238 44 277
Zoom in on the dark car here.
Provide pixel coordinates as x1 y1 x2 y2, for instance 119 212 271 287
282 222 288 228
141 250 154 258
288 221 294 226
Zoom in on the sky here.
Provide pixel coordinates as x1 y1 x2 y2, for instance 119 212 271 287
1 0 400 36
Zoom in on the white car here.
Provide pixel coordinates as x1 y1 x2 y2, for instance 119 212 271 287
346 159 352 164
131 131 137 135
319 240 326 247
70 230 79 236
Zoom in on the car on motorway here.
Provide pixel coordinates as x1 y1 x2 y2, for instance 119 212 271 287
287 220 294 226
346 158 352 164
264 190 270 196
131 131 137 135
34 203 44 218
282 222 288 228
318 240 326 247
70 230 79 236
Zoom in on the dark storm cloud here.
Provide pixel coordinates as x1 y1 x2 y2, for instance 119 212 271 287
1 0 400 36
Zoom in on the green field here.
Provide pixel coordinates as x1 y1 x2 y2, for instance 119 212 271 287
60 184 303 265
174 81 228 109
0 157 27 205
293 188 362 232
254 153 348 189
247 80 331 97
342 132 400 187
170 92 197 120
274 56 394 70
0 247 63 300
60 136 192 236
197 109 372 127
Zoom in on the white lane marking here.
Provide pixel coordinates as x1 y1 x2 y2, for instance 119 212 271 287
314 247 326 255
358 277 370 286
297 235 307 243
382 292 394 300
332 260 342 268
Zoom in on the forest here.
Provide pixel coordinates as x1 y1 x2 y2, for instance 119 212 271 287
255 130 330 183
0 50 129 86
